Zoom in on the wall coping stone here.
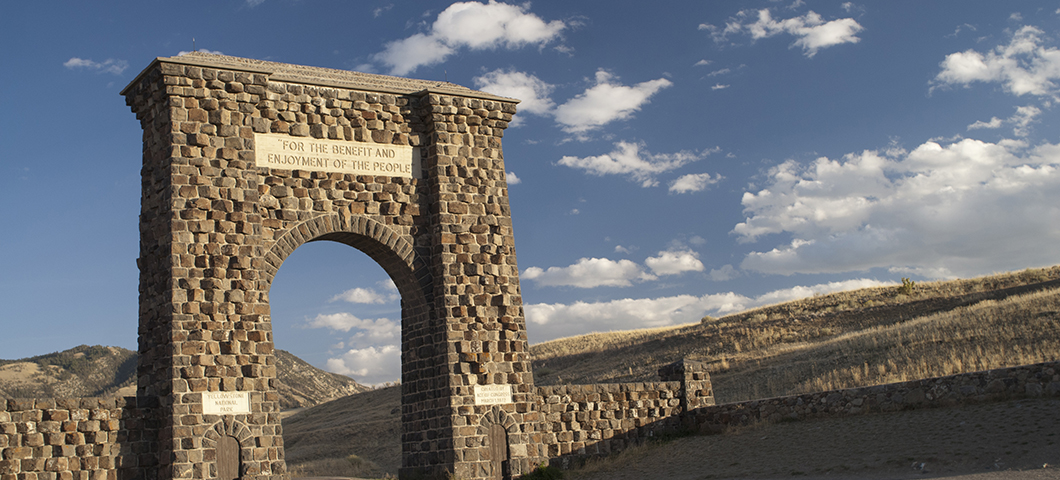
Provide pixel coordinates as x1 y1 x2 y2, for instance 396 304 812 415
120 52 520 103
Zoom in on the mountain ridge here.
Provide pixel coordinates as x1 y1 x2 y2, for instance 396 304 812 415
0 346 366 409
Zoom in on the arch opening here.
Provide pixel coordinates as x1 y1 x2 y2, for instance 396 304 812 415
270 232 412 478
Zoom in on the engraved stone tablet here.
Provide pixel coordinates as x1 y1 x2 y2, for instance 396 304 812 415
474 385 513 405
255 133 420 178
203 391 251 415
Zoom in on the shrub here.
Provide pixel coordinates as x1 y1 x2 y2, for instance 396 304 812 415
518 464 563 480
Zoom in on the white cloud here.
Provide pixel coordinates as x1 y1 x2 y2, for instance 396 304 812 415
506 171 521 184
553 70 672 134
966 105 1043 137
474 69 555 116
558 141 706 187
709 264 738 281
330 285 398 304
63 57 128 75
373 3 393 17
1011 105 1041 137
304 313 400 344
524 278 889 343
706 9 863 57
372 1 566 75
934 26 1060 97
327 345 400 385
614 245 632 254
711 84 730 90
177 49 224 57
645 249 705 276
669 172 723 193
733 137 1060 279
708 68 731 77
246 0 264 6
694 59 713 66
522 257 656 288
967 117 1002 130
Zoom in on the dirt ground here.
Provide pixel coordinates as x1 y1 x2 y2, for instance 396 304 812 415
568 397 1060 480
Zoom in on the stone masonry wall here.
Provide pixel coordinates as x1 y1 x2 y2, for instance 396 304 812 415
0 397 155 480
687 360 1060 433
536 359 716 468
2 362 1058 478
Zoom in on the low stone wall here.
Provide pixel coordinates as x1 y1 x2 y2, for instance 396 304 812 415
4 361 1057 478
0 397 155 480
687 360 1060 433
535 359 715 467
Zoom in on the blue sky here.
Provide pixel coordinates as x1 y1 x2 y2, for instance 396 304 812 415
4 1 1060 385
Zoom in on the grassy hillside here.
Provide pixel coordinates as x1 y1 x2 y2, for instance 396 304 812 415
0 345 136 398
274 349 370 409
0 346 367 409
282 385 401 477
531 266 1060 403
280 265 1060 478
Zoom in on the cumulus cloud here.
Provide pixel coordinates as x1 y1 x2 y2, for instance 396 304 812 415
474 69 555 116
967 117 1003 130
553 70 672 134
505 171 521 185
522 257 656 288
967 105 1043 137
524 278 889 343
711 84 730 90
327 345 400 385
934 26 1060 97
329 280 398 304
669 172 723 193
304 313 400 344
709 264 738 281
702 9 863 57
372 1 566 75
733 137 1060 279
644 249 705 276
177 49 224 57
63 57 128 75
558 141 707 187
1011 105 1041 137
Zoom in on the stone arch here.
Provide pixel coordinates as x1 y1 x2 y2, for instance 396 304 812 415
124 52 543 480
202 418 254 479
260 212 431 309
477 407 520 480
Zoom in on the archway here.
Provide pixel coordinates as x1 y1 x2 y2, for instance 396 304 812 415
270 239 405 477
123 52 544 480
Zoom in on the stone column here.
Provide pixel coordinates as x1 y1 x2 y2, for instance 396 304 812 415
659 359 715 411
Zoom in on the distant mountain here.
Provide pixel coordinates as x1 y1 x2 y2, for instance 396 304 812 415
273 349 370 409
0 345 367 409
0 345 136 398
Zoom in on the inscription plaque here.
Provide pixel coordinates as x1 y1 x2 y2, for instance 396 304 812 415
203 391 251 415
474 385 513 405
255 133 420 178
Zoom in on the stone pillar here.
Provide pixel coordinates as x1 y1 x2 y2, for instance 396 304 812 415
659 359 715 411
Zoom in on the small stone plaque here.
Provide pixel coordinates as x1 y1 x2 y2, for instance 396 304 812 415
474 384 512 405
255 133 420 178
203 391 251 415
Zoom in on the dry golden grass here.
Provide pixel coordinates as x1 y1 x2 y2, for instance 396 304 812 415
531 265 1060 403
282 266 1060 477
